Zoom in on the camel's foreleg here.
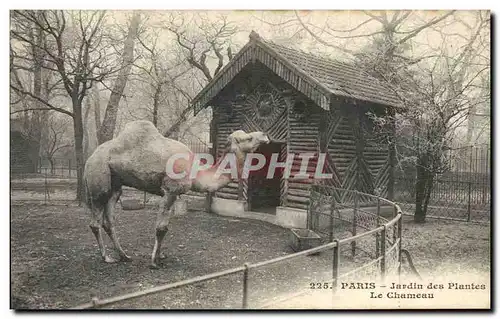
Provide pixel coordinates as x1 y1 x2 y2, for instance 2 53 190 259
150 191 177 269
102 189 132 262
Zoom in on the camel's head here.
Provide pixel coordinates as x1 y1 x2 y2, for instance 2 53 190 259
226 130 270 153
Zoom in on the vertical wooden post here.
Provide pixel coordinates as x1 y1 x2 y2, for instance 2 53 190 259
351 191 358 257
332 239 340 295
392 206 398 244
467 146 473 222
380 225 386 281
44 167 48 205
375 198 381 258
329 194 336 243
306 203 311 230
205 192 213 214
68 159 71 177
143 190 147 208
242 263 249 309
387 108 396 201
397 214 403 280
238 181 244 201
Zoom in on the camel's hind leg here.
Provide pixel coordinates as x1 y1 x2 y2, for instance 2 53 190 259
102 189 132 262
150 192 177 269
89 205 116 263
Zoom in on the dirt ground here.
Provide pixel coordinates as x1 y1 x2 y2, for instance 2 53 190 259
10 202 490 309
11 203 346 309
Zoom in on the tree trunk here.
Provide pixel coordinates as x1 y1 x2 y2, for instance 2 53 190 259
465 109 476 145
93 84 101 136
422 173 435 217
83 96 93 159
414 155 428 223
72 99 86 203
28 14 44 173
98 12 141 144
27 140 41 173
48 157 55 175
152 85 160 127
163 105 192 138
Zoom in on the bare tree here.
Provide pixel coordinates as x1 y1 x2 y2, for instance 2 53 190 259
133 29 189 128
10 10 121 202
40 113 73 174
10 10 53 172
97 11 141 144
258 11 489 221
160 12 238 138
368 11 490 222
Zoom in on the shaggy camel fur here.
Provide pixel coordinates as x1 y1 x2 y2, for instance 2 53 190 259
84 120 269 268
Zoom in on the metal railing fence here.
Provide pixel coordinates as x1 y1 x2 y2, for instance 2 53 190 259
72 187 402 309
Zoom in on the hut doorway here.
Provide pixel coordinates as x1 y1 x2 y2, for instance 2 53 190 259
248 141 284 214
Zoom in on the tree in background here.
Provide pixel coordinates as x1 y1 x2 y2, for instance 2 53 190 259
11 10 123 201
97 11 141 144
160 12 237 138
40 112 73 174
267 10 489 222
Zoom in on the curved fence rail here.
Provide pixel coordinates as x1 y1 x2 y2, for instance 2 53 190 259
72 187 403 309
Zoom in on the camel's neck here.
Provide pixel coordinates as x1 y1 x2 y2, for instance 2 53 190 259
192 150 246 192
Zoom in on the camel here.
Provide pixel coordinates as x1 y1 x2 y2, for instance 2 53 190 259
84 120 270 268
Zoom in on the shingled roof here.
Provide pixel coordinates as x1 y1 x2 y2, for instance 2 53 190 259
191 31 402 114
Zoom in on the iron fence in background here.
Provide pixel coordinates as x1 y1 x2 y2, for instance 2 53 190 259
394 144 491 222
10 140 210 205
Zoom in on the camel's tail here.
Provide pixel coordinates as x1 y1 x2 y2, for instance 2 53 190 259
83 177 93 211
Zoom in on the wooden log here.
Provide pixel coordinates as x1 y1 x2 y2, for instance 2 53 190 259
288 182 313 190
287 188 311 197
287 201 308 210
215 192 239 200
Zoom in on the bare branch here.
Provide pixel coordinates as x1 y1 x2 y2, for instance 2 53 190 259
294 11 354 55
397 11 456 45
10 84 74 117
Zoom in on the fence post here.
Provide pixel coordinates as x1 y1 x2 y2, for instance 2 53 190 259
205 192 213 214
242 263 249 309
329 194 336 243
44 167 48 205
467 145 473 222
143 190 147 208
351 191 358 258
397 214 402 281
392 206 397 244
375 198 381 259
380 225 386 282
307 192 312 230
332 239 340 295
467 181 472 222
68 159 71 177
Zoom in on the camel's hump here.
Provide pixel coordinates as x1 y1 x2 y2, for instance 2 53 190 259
118 120 161 139
113 120 191 153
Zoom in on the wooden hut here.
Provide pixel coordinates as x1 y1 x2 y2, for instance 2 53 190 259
191 31 401 227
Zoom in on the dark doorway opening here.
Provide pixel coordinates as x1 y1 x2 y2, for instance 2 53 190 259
248 142 284 214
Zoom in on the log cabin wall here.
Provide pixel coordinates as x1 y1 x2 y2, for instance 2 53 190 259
286 99 322 210
206 65 393 211
192 32 400 213
319 99 391 202
210 63 293 204
361 105 392 199
211 102 241 201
